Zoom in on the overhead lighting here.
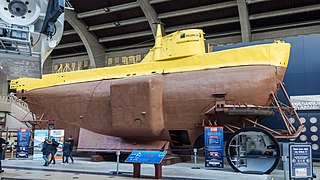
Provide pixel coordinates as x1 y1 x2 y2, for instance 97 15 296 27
103 7 110 12
114 22 121 26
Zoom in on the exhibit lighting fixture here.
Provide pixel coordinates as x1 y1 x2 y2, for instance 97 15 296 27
114 21 121 26
103 7 110 12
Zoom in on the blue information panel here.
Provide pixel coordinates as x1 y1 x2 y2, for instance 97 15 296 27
16 128 31 158
204 126 224 168
125 151 167 164
289 144 313 179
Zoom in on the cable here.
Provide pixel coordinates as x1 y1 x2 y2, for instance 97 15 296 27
80 80 103 127
31 34 42 47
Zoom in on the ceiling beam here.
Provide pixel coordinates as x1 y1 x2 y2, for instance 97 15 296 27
51 52 88 59
83 1 238 33
246 0 272 4
207 23 320 46
65 9 106 68
159 1 237 19
252 19 320 33
55 41 84 50
61 17 240 45
99 30 153 43
77 0 171 19
106 43 154 52
137 0 161 37
167 17 239 32
74 3 320 35
250 4 320 20
149 0 172 4
77 1 237 33
88 17 147 31
236 0 252 42
77 2 139 19
55 20 320 51
252 24 320 41
63 29 77 36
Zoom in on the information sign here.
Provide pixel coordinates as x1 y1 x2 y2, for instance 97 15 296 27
125 151 166 164
291 95 320 110
16 128 30 158
33 130 49 160
204 126 224 168
0 53 41 79
49 130 65 160
289 143 313 179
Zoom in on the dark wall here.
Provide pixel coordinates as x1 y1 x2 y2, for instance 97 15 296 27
213 34 320 158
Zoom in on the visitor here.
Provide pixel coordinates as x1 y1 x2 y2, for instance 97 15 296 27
41 138 52 166
68 136 74 163
0 137 8 173
49 138 59 164
63 140 70 164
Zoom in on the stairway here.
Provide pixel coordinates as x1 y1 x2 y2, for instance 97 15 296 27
0 94 34 131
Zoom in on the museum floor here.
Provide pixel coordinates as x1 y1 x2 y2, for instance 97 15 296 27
0 157 319 180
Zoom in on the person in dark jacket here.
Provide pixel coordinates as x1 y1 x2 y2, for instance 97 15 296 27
49 138 59 164
0 137 8 173
62 140 71 163
67 136 74 163
41 138 52 166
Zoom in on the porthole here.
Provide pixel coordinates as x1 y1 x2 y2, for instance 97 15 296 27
300 135 307 141
312 144 319 151
299 117 306 124
310 117 317 124
310 126 318 133
289 117 295 124
311 135 318 142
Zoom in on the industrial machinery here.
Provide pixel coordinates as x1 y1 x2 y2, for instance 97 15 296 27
0 0 64 79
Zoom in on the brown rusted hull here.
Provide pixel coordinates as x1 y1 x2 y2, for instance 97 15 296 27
23 65 286 148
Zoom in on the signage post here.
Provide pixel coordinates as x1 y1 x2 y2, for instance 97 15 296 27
289 143 313 180
16 128 31 158
204 126 224 168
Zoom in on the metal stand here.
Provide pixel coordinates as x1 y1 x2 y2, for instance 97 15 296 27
133 163 141 178
116 150 120 175
282 155 287 180
191 148 200 169
132 163 163 179
154 164 162 179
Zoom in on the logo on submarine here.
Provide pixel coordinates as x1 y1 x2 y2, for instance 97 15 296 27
180 33 201 38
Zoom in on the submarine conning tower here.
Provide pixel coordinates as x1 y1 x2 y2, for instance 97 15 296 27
142 24 205 63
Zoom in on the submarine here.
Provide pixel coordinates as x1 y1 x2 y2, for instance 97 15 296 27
10 23 304 174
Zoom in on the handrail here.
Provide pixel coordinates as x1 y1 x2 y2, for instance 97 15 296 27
0 94 30 112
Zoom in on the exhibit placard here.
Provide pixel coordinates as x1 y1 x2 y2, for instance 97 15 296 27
0 53 41 79
291 95 320 110
125 151 167 164
33 130 49 160
289 143 313 179
16 128 30 158
204 126 224 168
49 130 65 160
